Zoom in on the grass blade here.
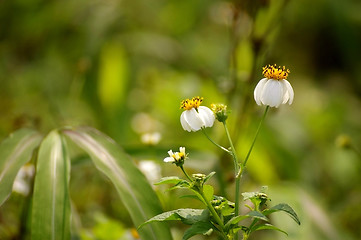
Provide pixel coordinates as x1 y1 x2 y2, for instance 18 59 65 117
31 130 71 240
63 127 173 240
0 128 42 206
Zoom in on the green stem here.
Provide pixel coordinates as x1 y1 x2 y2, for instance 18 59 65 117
234 106 269 240
180 166 192 182
222 122 241 240
241 106 269 169
223 122 240 175
198 190 227 239
202 128 231 154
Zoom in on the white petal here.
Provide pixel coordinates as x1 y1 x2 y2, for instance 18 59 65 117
180 111 192 132
183 108 204 131
179 147 185 155
254 78 268 106
261 79 283 107
167 150 174 157
164 157 175 163
197 106 215 128
283 80 294 105
281 80 290 104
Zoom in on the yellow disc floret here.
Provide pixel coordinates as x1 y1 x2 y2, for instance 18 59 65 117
262 64 290 80
180 96 203 110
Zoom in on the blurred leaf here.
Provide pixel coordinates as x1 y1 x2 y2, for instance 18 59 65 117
0 128 41 206
139 208 209 228
63 127 172 240
31 130 71 240
98 41 128 110
250 223 288 235
263 203 301 225
183 221 213 240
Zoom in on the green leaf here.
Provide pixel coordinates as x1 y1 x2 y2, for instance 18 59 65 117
31 130 71 240
203 185 214 202
63 127 172 240
155 176 184 185
0 128 41 206
263 203 301 225
179 194 203 202
204 171 216 184
183 221 213 240
225 211 269 229
250 223 288 235
139 209 209 228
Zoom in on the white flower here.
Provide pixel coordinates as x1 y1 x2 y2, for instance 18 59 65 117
254 65 294 108
141 132 161 145
164 147 187 164
180 97 215 132
138 160 161 183
12 164 35 196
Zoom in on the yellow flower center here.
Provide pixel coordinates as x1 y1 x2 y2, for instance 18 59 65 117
262 64 290 80
180 96 203 110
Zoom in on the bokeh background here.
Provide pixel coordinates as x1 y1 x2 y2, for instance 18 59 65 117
1 0 361 239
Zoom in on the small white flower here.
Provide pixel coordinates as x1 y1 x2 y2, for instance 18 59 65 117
12 164 35 196
180 97 215 132
138 160 161 184
254 65 294 108
141 132 162 145
163 147 187 165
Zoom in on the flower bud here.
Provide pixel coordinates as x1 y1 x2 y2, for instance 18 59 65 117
210 103 228 122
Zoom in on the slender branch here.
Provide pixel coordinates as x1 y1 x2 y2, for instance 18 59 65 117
242 106 269 169
202 128 231 154
180 166 192 182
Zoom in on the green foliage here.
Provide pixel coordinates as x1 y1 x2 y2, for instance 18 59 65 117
0 127 172 240
0 129 41 206
263 203 301 225
31 130 71 240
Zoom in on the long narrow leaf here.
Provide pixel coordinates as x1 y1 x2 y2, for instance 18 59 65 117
63 127 172 240
0 128 42 206
31 130 71 240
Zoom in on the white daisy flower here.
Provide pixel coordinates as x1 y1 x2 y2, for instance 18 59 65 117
180 97 215 132
163 147 187 165
254 65 294 108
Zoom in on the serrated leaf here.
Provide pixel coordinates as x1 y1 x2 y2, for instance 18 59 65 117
203 185 214 202
63 127 172 240
155 176 184 185
225 211 268 229
263 203 300 225
183 221 213 240
250 223 288 235
31 130 71 240
139 208 209 228
0 128 41 206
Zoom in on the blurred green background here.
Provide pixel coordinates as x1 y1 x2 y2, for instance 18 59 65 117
1 0 361 239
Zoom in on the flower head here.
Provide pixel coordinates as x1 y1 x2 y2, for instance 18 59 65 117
210 103 228 123
164 147 187 166
180 97 215 132
254 65 294 108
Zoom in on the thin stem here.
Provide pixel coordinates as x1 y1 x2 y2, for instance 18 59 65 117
198 190 228 239
180 166 192 182
222 122 241 240
242 106 269 168
223 122 240 174
233 106 269 240
202 128 231 154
